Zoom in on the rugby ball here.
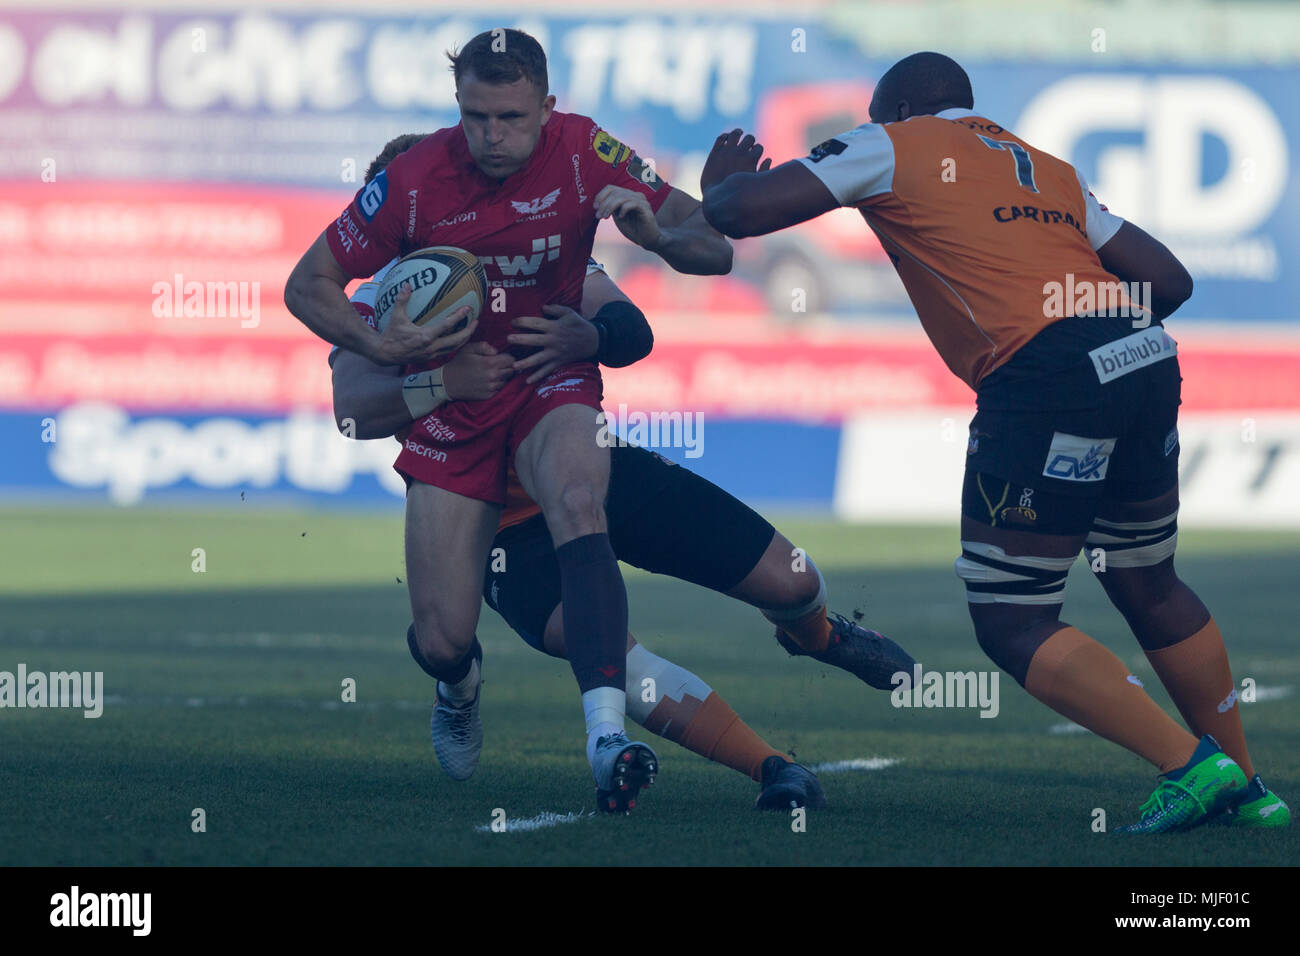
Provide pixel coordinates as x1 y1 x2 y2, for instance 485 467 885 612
373 246 486 333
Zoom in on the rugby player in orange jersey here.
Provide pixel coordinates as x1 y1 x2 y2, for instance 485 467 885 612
328 136 916 811
698 51 1288 832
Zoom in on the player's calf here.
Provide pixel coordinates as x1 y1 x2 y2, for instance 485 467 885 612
958 534 1199 774
1088 503 1258 780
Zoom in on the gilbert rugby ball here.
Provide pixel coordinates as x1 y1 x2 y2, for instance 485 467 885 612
373 246 486 333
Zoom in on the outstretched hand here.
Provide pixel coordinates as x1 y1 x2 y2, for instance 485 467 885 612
700 128 772 191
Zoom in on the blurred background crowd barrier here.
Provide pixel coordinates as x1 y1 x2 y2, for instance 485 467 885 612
2 0 1298 525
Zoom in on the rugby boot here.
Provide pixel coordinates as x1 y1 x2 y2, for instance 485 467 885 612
430 647 484 781
754 755 828 811
592 732 658 814
1115 735 1248 834
776 611 917 690
1216 774 1291 828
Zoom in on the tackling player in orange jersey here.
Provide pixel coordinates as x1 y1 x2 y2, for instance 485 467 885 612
699 51 1288 833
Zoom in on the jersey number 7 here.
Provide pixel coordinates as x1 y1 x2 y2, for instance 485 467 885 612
977 135 1039 193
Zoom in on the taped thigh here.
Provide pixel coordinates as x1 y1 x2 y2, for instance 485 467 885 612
1084 509 1178 569
954 541 1077 605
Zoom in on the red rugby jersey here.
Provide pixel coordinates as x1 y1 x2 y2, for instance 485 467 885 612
326 111 671 358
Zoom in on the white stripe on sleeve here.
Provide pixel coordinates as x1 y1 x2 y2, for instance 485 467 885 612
1075 169 1124 251
797 123 896 206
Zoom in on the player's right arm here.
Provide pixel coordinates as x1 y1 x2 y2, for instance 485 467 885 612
285 233 475 366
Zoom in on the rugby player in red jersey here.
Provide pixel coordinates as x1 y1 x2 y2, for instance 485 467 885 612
329 135 916 811
698 52 1289 832
285 29 731 811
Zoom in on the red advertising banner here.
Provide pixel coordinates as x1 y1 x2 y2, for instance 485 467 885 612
3 332 1297 419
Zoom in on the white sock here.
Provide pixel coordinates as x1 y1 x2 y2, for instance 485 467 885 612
583 687 625 764
438 657 480 707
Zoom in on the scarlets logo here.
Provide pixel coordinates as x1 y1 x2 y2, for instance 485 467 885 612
511 187 561 217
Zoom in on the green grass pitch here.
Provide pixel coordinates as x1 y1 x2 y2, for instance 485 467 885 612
1 506 1296 866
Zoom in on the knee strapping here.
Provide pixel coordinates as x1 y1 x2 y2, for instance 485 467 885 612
1085 510 1178 568
955 541 1076 605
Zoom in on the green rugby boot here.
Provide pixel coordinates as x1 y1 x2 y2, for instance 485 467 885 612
1115 735 1248 835
1221 775 1291 829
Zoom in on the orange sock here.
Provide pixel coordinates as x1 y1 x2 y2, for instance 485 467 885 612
1024 626 1198 773
642 691 784 781
777 606 833 654
1145 618 1254 778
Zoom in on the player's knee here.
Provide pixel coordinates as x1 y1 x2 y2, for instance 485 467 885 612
956 540 1075 683
1101 559 1179 617
969 604 1063 686
552 480 602 531
785 558 823 606
411 617 474 669
741 535 822 608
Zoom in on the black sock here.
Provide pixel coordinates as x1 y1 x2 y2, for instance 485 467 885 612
555 533 627 693
407 624 481 684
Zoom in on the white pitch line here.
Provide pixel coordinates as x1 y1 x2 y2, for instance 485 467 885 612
474 810 590 833
1049 722 1090 735
1253 685 1293 702
809 757 899 773
101 694 429 712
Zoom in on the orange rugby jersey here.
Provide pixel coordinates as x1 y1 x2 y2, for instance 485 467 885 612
798 107 1127 389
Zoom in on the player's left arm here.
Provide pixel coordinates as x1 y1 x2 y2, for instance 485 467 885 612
595 185 733 275
700 130 840 238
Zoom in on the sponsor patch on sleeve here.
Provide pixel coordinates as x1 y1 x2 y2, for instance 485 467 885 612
591 130 630 166
809 137 848 162
358 169 389 222
625 153 664 191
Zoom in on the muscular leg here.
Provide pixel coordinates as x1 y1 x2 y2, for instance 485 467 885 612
1086 487 1255 777
540 610 786 782
958 503 1199 773
515 403 630 759
405 480 500 682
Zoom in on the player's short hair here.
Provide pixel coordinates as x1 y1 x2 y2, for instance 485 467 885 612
365 133 427 184
875 51 974 116
446 28 548 96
